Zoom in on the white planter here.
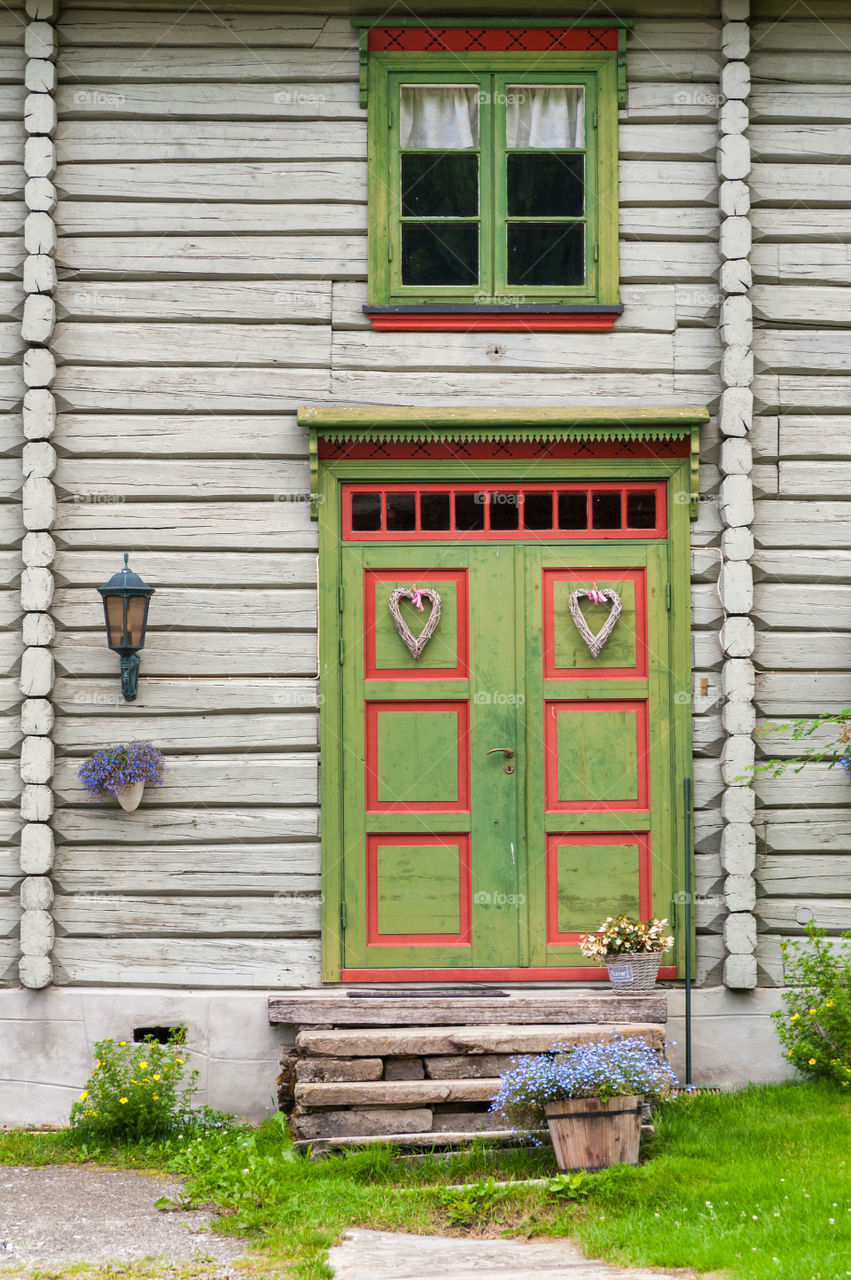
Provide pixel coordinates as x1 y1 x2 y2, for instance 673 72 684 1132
113 780 145 812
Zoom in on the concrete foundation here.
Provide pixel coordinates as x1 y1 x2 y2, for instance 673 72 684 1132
0 984 794 1128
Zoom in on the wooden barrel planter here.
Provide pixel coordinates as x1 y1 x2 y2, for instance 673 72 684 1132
545 1095 642 1171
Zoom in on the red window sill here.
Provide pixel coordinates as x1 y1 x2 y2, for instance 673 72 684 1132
363 305 624 332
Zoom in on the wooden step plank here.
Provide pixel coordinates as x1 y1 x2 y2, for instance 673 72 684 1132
271 992 667 1028
294 1079 500 1108
293 1129 541 1154
294 1022 667 1058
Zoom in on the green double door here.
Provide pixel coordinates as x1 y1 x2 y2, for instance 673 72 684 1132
338 540 677 977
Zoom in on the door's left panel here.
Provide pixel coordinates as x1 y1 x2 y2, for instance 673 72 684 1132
340 546 475 971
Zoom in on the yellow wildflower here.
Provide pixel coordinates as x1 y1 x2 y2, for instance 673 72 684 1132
790 1013 799 1021
139 1061 147 1069
176 1058 184 1065
79 1090 88 1101
119 1041 127 1046
153 1074 161 1081
809 1008 817 1015
152 1094 159 1100
826 1000 834 1008
119 1097 128 1104
808 1058 817 1065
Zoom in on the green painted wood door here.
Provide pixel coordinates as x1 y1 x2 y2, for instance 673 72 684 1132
338 539 677 977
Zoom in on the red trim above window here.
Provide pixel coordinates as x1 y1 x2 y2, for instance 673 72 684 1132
368 26 619 53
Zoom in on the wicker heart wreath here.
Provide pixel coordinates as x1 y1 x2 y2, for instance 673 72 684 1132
568 587 623 658
388 587 442 660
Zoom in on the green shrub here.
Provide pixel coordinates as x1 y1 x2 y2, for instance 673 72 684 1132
773 921 851 1087
70 1029 205 1140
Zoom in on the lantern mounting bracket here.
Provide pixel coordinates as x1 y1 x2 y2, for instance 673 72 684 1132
120 653 141 702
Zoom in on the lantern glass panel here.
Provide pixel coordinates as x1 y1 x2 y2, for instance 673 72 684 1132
105 595 125 647
125 595 147 648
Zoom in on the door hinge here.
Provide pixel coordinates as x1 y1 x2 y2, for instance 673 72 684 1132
339 902 347 931
592 109 598 128
593 244 599 263
666 583 672 610
388 242 393 262
388 100 393 129
338 584 345 613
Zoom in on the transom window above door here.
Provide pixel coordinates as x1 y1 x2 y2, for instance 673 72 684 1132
358 24 624 330
343 482 667 540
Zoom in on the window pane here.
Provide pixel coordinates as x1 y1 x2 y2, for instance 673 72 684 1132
402 153 478 217
557 491 587 530
455 492 485 531
523 491 554 529
626 491 657 529
126 595 147 648
506 86 585 148
507 222 584 287
351 492 381 531
400 86 479 149
489 492 520 530
402 223 479 286
421 492 451 530
507 154 584 218
386 492 416 531
592 491 621 529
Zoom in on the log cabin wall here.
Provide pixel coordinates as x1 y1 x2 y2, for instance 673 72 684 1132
36 0 730 995
2 0 848 1114
0 2 26 987
749 0 851 982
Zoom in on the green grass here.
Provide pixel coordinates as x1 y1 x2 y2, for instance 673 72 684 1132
3 1082 850 1280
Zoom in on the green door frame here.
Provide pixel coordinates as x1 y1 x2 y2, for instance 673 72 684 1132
305 405 708 984
316 458 695 983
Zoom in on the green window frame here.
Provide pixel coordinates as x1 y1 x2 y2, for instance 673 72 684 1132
367 53 620 307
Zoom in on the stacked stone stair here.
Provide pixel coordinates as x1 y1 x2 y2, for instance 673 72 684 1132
269 991 667 1152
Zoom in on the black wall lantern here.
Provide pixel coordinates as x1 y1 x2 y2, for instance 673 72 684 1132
97 554 155 701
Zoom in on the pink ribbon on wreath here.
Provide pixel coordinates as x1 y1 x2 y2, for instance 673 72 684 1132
410 587 426 611
587 582 607 605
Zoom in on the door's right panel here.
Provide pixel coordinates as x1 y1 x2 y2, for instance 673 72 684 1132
524 541 675 971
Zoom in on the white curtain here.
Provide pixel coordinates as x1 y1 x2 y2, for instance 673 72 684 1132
506 85 585 149
400 86 479 149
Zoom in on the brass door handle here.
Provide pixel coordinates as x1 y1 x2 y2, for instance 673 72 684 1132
486 747 515 758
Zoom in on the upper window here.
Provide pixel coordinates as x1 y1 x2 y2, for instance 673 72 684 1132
361 25 624 327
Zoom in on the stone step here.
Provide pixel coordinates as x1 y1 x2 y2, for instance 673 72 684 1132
294 1078 501 1109
270 991 666 1028
295 1022 666 1058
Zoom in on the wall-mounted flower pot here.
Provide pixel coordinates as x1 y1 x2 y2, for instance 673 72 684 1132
113 780 145 812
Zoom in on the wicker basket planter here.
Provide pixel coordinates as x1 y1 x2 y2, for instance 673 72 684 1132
545 1095 642 1171
605 952 662 993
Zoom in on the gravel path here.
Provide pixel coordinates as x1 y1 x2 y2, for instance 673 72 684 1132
0 1165 247 1275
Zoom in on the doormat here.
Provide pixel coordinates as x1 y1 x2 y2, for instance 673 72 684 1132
347 989 510 999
